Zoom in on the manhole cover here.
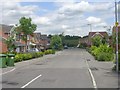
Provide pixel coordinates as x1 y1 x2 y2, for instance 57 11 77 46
90 67 98 71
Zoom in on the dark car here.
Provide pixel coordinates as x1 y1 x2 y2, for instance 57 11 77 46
64 45 68 49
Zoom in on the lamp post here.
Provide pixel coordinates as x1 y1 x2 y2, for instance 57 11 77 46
87 24 92 32
115 0 119 72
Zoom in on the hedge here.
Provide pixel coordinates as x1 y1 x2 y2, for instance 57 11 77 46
14 49 55 63
44 49 55 55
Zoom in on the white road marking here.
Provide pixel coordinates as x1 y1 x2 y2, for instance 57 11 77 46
21 74 42 88
0 68 16 75
86 60 97 89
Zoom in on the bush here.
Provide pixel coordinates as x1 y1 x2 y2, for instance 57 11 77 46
36 52 44 57
15 54 24 62
44 50 55 55
14 50 55 63
89 44 114 61
98 52 114 61
22 53 32 60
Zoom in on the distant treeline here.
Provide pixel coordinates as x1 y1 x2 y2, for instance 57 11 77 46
48 34 81 47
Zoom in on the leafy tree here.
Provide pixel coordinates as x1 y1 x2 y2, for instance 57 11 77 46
92 36 102 47
4 26 17 53
102 37 107 45
59 35 80 47
16 17 37 51
4 36 16 52
59 32 65 46
50 35 63 50
48 34 52 38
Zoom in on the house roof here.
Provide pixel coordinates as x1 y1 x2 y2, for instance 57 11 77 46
41 34 48 40
89 32 108 38
0 24 13 34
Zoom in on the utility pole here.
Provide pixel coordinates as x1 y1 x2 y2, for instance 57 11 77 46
115 0 119 72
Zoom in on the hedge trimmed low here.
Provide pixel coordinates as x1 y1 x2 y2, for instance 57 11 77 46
44 50 55 55
14 50 55 63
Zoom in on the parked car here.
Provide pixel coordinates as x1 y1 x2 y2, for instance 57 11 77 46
64 45 68 49
27 48 41 52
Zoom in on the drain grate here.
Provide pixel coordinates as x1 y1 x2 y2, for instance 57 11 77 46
90 67 98 71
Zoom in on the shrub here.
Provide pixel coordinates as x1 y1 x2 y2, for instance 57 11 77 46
98 52 114 61
36 52 43 57
14 50 55 63
15 54 24 62
44 50 55 55
31 52 38 58
89 44 114 61
22 54 28 60
51 50 55 54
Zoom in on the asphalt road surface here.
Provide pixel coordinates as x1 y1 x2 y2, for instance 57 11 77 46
2 48 118 88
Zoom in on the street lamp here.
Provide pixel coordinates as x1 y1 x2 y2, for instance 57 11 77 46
115 0 119 72
87 24 92 32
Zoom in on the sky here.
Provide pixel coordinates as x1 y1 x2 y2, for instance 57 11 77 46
0 0 120 37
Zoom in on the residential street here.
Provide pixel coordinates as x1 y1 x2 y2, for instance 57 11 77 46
2 48 118 88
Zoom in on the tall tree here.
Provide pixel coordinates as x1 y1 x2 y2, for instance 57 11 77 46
50 35 63 50
17 17 37 52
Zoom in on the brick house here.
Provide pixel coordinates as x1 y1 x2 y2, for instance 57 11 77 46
0 24 35 53
112 26 120 50
33 33 50 50
1 24 50 53
88 32 109 46
0 24 13 53
79 36 89 47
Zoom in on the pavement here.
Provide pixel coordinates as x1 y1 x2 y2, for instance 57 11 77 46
1 48 119 88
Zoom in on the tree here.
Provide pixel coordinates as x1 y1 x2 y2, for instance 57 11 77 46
4 26 17 53
50 35 63 50
92 36 102 47
59 32 65 46
4 36 16 53
102 37 107 45
16 17 37 52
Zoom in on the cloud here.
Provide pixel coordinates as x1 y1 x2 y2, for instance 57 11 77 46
86 16 102 24
1 1 114 37
33 16 52 25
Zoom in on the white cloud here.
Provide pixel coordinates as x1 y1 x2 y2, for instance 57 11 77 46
2 1 39 25
1 1 114 37
62 25 69 29
86 16 102 24
33 16 52 25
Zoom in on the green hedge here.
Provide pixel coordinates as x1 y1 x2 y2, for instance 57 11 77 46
14 50 55 63
44 50 55 55
89 44 114 61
